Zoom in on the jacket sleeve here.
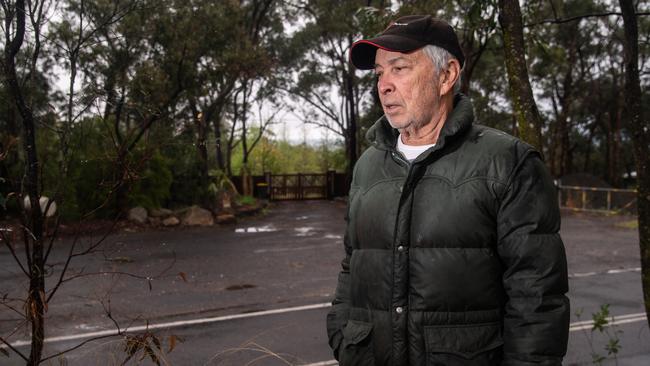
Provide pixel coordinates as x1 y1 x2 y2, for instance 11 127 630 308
496 150 570 365
325 183 358 360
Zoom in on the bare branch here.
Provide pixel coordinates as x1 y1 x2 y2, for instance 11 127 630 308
0 335 29 361
46 217 119 303
0 298 27 318
0 230 29 276
525 11 650 27
38 332 124 362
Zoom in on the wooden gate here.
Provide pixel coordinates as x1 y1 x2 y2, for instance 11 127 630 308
270 173 332 200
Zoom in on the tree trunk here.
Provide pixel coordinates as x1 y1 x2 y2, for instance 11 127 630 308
619 0 650 328
344 58 358 185
212 116 225 171
189 100 209 184
498 0 544 151
2 1 46 363
583 122 597 173
558 44 576 176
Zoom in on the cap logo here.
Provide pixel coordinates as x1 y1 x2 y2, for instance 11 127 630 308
392 22 408 26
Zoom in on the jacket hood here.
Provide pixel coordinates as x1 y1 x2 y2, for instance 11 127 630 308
365 93 475 151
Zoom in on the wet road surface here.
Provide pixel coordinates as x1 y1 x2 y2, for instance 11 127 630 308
1 201 648 365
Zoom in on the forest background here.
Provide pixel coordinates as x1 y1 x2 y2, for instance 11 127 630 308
1 0 648 220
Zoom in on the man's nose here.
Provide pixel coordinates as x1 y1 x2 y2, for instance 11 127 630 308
378 75 394 95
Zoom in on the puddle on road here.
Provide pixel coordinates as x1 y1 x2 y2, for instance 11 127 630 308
226 284 257 291
294 227 316 236
235 224 278 233
75 323 102 331
296 216 309 220
106 256 134 263
324 234 343 240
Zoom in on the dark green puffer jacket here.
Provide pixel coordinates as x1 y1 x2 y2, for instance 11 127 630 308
326 95 569 366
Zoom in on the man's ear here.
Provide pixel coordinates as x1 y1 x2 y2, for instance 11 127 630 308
438 58 461 95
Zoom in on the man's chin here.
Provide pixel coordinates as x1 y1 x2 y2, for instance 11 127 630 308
385 116 409 130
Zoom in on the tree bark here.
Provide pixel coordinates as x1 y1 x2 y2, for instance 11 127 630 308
189 99 209 184
619 0 650 328
498 0 544 151
344 65 358 185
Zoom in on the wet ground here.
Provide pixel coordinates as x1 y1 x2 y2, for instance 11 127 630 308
0 200 648 365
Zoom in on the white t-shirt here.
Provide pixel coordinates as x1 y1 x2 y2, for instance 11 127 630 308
396 134 436 161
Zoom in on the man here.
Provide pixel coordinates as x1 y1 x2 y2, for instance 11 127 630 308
326 15 569 366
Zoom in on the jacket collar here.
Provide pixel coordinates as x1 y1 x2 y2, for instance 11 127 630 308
366 93 475 152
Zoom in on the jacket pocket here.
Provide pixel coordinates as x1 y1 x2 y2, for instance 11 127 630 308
424 322 503 366
338 320 375 366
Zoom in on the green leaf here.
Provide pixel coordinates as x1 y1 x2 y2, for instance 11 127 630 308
591 304 610 333
605 338 621 355
591 353 606 364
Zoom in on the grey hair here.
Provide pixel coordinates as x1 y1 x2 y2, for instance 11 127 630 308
422 44 462 93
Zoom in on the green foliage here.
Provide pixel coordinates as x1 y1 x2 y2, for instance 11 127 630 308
127 150 173 210
2 0 647 222
591 304 610 333
236 195 256 206
575 304 623 365
230 135 346 175
9 116 177 219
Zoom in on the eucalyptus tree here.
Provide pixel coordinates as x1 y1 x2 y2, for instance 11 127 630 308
287 0 389 181
1 3 51 362
619 0 650 328
53 0 205 212
0 0 161 363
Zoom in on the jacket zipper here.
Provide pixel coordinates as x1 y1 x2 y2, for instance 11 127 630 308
390 151 410 169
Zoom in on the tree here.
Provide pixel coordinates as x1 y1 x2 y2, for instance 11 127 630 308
396 0 499 95
1 1 176 363
618 0 650 328
1 1 49 362
288 0 387 182
497 0 544 151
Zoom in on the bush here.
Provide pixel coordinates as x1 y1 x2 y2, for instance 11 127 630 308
236 195 256 206
127 149 173 210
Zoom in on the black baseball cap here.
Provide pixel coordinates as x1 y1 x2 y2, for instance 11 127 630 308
350 15 465 70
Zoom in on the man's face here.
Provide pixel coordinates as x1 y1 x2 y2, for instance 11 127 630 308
374 48 440 131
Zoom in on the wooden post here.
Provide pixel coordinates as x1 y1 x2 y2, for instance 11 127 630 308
607 190 612 211
298 173 302 200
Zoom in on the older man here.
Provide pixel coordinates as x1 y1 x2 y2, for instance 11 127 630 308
326 15 569 366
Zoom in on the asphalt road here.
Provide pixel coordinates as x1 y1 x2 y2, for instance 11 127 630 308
1 201 648 365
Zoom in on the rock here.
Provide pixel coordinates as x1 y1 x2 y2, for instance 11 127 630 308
149 208 173 218
162 216 180 226
147 217 161 226
128 206 148 224
216 214 236 225
181 206 214 226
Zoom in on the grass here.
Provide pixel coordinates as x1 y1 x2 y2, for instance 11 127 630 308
615 220 639 229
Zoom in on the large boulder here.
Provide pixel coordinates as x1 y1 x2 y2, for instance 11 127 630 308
181 206 214 226
128 206 148 224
